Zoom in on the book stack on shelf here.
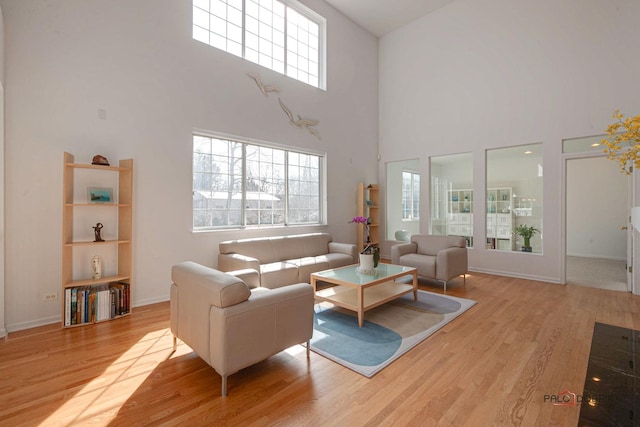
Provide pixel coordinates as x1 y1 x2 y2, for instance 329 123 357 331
64 282 130 326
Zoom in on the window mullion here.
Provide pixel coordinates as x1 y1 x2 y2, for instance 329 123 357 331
241 143 247 227
242 0 246 59
284 151 289 225
284 4 289 77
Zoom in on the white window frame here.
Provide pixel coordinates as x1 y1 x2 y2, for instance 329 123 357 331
192 0 327 90
193 131 326 231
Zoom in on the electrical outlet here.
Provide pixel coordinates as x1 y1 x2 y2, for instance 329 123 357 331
42 292 58 301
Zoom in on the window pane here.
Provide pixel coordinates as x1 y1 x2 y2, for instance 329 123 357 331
193 137 244 227
430 153 473 248
288 153 321 225
386 159 420 241
245 146 286 226
193 6 210 29
562 134 606 154
486 144 543 252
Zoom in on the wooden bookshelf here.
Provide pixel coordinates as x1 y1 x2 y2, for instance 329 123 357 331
357 182 380 252
62 152 133 327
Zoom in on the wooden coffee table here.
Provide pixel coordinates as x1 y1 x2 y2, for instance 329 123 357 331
310 264 418 327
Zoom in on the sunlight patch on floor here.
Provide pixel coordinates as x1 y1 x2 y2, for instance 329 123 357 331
39 329 175 426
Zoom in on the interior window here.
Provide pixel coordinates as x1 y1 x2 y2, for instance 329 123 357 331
386 159 419 241
486 143 543 253
430 153 473 248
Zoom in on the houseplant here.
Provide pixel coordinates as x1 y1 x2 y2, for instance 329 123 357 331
350 216 379 271
602 110 640 174
514 224 539 252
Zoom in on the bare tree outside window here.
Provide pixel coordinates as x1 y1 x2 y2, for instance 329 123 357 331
193 134 323 230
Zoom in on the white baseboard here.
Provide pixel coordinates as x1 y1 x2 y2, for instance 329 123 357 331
132 295 169 308
566 253 626 262
5 296 170 334
468 267 563 284
7 315 60 333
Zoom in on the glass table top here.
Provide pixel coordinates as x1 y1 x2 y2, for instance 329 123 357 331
312 263 415 285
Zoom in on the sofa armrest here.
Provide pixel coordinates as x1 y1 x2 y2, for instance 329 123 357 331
329 241 358 260
391 242 417 263
227 268 260 289
436 247 468 281
218 253 260 273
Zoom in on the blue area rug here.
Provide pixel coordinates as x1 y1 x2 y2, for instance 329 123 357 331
310 290 476 377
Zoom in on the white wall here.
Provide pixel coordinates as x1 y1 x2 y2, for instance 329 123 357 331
1 0 378 331
567 157 627 260
379 0 640 282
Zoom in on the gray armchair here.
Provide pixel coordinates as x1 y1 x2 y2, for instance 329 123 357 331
170 262 314 396
391 235 468 291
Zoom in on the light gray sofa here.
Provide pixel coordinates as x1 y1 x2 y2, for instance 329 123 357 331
170 262 314 396
218 233 358 288
391 235 468 291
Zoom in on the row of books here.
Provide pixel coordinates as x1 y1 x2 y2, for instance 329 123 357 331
64 282 130 326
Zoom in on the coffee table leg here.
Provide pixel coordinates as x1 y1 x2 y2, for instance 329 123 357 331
358 287 364 327
412 271 418 301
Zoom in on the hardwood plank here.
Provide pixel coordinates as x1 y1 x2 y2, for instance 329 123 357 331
1 273 639 426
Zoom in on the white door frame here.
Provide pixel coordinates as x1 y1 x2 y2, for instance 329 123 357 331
561 151 634 292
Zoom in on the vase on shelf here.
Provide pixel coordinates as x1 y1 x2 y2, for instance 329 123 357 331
91 255 102 280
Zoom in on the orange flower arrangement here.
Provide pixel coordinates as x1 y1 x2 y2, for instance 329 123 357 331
602 110 640 174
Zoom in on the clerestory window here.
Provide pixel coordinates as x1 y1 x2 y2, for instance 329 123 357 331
192 0 325 89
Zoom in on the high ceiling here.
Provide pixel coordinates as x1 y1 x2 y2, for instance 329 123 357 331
323 0 457 37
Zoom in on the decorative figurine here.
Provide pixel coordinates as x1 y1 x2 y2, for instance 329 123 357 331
92 154 110 166
91 255 102 280
93 222 104 242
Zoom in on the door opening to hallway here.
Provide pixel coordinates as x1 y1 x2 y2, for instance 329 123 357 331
566 156 629 292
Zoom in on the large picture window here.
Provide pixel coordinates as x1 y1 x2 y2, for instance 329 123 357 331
192 0 325 89
193 134 324 230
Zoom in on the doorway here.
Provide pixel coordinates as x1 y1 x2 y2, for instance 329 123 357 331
566 156 629 292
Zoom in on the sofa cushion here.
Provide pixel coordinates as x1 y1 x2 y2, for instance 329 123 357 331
300 233 333 257
320 252 355 269
260 262 300 289
273 235 305 262
412 235 466 256
289 257 330 283
219 237 278 264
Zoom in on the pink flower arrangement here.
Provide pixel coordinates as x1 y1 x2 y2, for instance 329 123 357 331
349 216 369 225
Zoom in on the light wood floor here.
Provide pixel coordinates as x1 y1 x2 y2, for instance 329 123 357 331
2 273 640 426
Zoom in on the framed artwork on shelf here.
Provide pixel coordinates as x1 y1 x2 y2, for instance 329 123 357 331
87 187 113 204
